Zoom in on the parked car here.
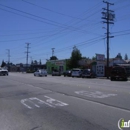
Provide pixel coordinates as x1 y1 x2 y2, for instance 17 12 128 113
34 69 47 77
110 66 128 81
82 69 96 78
71 68 83 77
0 68 8 76
52 69 61 76
63 70 72 77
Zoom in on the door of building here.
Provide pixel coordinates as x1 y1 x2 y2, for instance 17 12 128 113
96 64 104 77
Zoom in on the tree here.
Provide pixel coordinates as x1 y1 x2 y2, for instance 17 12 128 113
50 56 58 60
66 59 71 70
115 53 122 59
124 54 128 60
39 59 42 65
92 56 96 60
1 60 6 67
31 60 34 65
34 60 38 65
69 46 82 69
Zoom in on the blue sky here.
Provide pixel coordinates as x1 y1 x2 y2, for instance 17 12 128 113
0 0 130 64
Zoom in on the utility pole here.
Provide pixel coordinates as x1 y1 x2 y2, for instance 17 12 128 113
25 43 31 69
6 49 10 71
6 49 10 64
52 48 55 57
102 1 115 78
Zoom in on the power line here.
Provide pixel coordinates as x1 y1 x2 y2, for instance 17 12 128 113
30 36 104 57
0 4 101 34
112 29 130 34
22 0 83 20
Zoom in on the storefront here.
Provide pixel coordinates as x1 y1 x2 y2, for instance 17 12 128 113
46 60 66 74
95 54 105 77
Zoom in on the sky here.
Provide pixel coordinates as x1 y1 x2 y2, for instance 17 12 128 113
0 0 130 64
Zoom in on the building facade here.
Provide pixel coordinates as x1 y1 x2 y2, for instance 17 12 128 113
46 60 66 74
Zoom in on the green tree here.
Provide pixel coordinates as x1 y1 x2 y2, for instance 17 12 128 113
50 56 58 60
69 46 82 69
92 56 96 60
124 54 128 60
66 59 71 70
34 60 38 65
115 53 122 59
1 60 6 67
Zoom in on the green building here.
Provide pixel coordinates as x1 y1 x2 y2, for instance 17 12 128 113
46 60 66 74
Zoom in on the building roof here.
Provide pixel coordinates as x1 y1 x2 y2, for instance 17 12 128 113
125 60 130 63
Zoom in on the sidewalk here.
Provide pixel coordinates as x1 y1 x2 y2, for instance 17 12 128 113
97 76 130 81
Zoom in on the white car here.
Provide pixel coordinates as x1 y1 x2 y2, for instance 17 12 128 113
71 68 83 77
0 68 8 76
34 69 47 77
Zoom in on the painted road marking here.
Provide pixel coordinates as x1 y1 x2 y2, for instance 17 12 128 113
21 96 68 109
75 90 117 99
44 96 68 107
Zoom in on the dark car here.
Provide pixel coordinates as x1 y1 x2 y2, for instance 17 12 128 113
52 69 61 76
63 70 72 77
110 66 128 81
82 69 96 78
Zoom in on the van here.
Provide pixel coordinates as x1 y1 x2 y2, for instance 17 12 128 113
110 66 128 81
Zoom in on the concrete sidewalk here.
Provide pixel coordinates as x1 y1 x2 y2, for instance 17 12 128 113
97 77 130 81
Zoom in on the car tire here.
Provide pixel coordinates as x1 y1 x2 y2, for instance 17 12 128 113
110 77 114 81
123 78 128 81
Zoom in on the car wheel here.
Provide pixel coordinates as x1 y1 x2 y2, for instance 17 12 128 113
123 78 128 81
34 74 36 76
110 77 114 81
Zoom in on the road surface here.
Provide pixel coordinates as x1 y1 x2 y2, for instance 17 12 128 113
0 73 130 130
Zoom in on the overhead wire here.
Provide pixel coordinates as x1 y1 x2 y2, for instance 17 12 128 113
30 36 104 57
22 0 84 20
0 0 105 62
0 3 101 34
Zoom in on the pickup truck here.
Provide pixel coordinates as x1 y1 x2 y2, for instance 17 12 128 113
0 68 8 76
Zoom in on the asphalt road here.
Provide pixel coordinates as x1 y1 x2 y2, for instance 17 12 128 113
0 73 130 130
